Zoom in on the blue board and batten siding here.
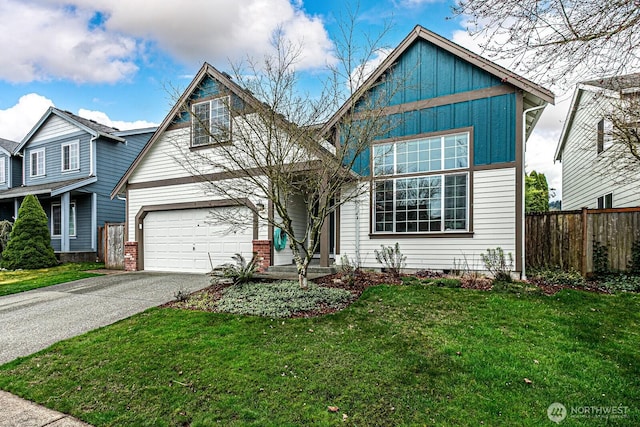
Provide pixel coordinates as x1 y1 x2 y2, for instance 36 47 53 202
351 38 516 175
173 75 245 125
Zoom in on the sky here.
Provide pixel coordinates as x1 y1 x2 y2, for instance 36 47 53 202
0 0 569 199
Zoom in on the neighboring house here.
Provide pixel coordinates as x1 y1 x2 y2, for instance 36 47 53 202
0 137 20 220
0 107 155 261
113 25 553 276
555 73 640 210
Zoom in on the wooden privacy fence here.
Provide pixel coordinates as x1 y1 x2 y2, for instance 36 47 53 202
526 207 640 275
99 222 125 270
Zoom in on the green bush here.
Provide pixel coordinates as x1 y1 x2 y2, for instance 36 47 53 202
481 247 513 282
212 253 259 285
0 220 12 259
598 274 640 293
628 240 640 274
215 281 354 318
528 268 586 287
374 242 406 277
1 195 57 270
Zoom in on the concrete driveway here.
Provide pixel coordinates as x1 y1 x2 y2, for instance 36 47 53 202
0 271 210 365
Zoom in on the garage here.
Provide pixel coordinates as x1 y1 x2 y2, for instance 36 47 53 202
143 207 254 273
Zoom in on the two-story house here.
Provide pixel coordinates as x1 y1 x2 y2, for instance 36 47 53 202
112 25 553 277
0 107 155 262
556 73 640 210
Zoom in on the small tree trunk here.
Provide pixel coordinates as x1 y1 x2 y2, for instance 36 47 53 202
297 260 309 289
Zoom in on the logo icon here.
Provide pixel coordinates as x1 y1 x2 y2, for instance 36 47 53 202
548 402 567 424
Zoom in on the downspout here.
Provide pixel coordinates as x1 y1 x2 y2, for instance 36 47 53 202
521 104 547 280
90 135 98 176
354 198 360 266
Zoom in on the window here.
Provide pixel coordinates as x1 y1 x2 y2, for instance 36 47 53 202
597 119 613 154
62 141 79 171
597 193 613 209
191 96 231 147
0 157 5 184
51 202 76 237
30 148 45 177
372 132 469 233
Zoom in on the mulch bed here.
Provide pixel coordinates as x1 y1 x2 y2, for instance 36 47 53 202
163 270 615 317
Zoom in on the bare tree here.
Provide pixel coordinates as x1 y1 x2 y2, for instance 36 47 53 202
169 14 404 288
454 0 640 87
593 79 640 178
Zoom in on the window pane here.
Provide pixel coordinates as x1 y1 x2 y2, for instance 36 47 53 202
373 144 394 176
444 174 467 230
374 180 394 232
210 97 230 141
444 134 468 170
192 102 210 146
69 203 76 236
52 205 61 235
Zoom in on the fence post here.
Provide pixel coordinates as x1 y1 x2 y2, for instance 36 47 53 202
581 207 588 277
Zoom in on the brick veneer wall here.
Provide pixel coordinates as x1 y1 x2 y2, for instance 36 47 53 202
124 241 138 271
252 240 271 272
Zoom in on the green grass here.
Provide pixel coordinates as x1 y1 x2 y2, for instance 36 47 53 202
1 284 639 426
0 262 104 296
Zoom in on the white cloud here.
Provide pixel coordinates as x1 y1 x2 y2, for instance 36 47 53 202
0 93 54 142
77 109 158 131
349 48 392 91
0 0 138 83
52 0 334 71
0 0 334 83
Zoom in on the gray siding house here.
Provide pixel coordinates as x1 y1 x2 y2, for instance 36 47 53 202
0 107 155 261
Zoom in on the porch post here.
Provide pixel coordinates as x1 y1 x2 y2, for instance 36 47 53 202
91 193 97 251
320 219 330 267
319 173 330 267
60 192 70 252
13 198 19 219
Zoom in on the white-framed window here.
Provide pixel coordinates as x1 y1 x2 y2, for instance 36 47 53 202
372 132 470 233
51 202 76 237
191 96 231 147
597 193 613 209
30 148 45 177
61 141 79 172
0 157 5 184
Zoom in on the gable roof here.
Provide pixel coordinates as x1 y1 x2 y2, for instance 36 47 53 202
320 25 554 137
111 62 334 198
0 137 19 155
16 107 125 153
582 73 640 93
555 72 640 161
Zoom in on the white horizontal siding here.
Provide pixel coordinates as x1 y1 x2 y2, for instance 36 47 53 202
130 128 196 182
31 116 79 143
272 193 307 266
338 168 517 271
130 115 319 185
127 182 269 242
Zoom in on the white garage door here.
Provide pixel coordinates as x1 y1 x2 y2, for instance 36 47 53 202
143 207 253 273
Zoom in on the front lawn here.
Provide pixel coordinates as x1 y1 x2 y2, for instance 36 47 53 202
1 280 638 426
0 262 104 296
